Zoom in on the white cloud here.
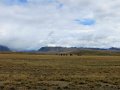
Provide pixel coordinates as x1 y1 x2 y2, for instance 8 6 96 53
0 0 120 50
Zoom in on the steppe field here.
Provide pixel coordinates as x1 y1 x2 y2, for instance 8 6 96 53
0 53 119 90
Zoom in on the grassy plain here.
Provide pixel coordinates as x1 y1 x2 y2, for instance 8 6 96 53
0 53 119 90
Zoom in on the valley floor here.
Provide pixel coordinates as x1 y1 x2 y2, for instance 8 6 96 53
0 54 119 90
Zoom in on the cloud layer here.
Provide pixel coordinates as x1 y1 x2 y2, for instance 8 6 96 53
0 0 120 50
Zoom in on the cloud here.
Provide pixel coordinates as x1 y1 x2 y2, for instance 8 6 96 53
0 0 120 50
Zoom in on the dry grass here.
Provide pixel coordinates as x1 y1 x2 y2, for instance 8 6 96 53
0 53 119 90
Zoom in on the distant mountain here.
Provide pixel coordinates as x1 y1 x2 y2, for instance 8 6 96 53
38 46 106 53
0 45 11 52
38 47 76 52
0 45 120 53
38 46 120 53
109 47 120 51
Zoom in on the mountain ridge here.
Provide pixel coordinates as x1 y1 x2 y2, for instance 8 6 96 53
0 45 11 52
38 46 120 52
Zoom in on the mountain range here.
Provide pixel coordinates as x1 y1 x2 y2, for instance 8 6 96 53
0 45 120 53
38 46 120 52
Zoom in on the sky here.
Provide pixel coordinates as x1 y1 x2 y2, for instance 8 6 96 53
0 0 120 50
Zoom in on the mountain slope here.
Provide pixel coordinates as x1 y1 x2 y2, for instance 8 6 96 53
38 47 78 53
0 45 11 52
38 46 120 56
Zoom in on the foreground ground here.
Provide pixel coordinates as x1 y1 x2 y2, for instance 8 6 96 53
0 54 119 90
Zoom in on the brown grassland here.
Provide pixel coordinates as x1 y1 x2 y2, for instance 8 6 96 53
0 53 119 90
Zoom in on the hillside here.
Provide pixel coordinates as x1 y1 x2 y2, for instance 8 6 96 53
38 46 120 56
38 47 78 53
0 45 11 52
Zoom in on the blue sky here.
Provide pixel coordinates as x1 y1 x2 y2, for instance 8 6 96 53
75 19 95 26
0 0 120 50
1 0 27 5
